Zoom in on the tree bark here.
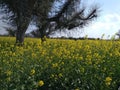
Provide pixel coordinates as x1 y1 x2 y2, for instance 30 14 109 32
16 28 26 44
39 23 48 43
15 0 37 45
15 17 31 45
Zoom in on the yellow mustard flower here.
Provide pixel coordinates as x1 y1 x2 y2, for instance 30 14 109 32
32 53 36 57
80 67 85 73
6 70 12 76
105 77 112 86
52 63 58 68
61 62 64 65
12 53 16 56
30 69 35 75
58 73 63 78
50 74 55 78
38 80 44 87
79 56 83 60
6 77 11 82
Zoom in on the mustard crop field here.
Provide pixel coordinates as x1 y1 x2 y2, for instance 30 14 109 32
0 37 120 90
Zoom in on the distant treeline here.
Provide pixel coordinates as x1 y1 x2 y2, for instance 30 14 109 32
1 34 120 41
0 34 99 40
49 37 101 40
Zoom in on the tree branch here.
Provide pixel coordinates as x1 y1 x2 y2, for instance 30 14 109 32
48 0 72 22
78 9 97 20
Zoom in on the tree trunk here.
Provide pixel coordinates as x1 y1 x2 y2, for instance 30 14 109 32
39 23 48 43
15 17 30 45
39 27 46 43
16 29 26 44
15 0 37 45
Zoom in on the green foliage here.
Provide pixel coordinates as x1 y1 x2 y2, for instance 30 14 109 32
0 37 120 90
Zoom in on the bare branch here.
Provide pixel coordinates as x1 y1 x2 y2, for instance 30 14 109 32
48 0 72 22
78 9 97 20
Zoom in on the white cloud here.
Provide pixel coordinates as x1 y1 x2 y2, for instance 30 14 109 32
52 13 120 39
80 13 120 39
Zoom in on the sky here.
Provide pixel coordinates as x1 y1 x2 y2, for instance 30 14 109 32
0 0 120 39
83 0 120 39
52 0 120 39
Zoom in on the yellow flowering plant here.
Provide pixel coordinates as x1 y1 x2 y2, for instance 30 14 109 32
0 37 120 89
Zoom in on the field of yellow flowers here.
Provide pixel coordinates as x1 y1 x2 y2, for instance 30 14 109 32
0 37 120 90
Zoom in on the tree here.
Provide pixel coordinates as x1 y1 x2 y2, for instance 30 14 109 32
0 0 37 44
34 0 99 42
30 29 41 38
0 0 99 43
5 27 16 36
116 30 120 39
0 0 56 43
